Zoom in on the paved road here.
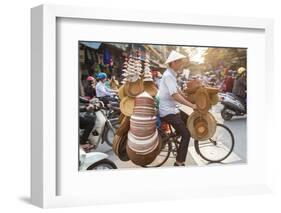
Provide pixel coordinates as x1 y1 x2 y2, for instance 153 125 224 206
94 102 247 169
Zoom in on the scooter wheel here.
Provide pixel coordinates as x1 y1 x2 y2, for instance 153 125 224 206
221 107 233 121
86 159 117 170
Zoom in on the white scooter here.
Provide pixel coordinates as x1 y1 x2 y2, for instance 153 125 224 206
80 97 118 148
79 98 118 170
79 148 117 170
219 92 246 120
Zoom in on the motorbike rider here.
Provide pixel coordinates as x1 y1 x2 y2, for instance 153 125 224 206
84 75 97 99
79 100 96 151
159 50 197 167
232 67 247 106
221 69 235 93
95 72 118 107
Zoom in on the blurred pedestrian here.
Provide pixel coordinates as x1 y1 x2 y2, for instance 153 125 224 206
110 74 120 90
232 67 247 105
152 70 162 88
221 70 235 93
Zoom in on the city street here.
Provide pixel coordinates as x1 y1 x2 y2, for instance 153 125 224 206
94 101 246 169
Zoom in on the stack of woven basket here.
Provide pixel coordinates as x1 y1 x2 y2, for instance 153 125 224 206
126 92 161 166
183 80 219 141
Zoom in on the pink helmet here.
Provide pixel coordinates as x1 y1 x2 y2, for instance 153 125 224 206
86 76 95 81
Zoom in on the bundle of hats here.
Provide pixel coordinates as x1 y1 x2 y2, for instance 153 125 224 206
126 92 161 166
122 54 141 83
121 57 128 85
119 54 144 117
119 53 159 117
183 80 219 141
115 52 160 164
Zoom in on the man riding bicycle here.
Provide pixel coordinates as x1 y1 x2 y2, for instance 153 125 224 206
159 50 197 167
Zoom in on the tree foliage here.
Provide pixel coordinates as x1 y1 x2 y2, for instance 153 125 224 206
204 48 246 70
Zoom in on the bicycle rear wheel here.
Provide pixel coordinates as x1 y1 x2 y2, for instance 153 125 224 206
194 123 234 163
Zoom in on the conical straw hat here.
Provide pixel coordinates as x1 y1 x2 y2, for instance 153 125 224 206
143 81 158 97
120 96 135 116
195 87 211 113
126 133 162 166
187 111 217 141
116 116 130 136
165 50 186 64
124 80 144 97
118 84 126 100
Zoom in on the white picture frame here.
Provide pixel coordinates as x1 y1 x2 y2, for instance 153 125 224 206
31 4 274 208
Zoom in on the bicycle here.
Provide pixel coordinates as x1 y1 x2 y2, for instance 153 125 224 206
143 122 235 168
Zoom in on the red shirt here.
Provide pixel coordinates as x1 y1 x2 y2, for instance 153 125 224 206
222 76 234 92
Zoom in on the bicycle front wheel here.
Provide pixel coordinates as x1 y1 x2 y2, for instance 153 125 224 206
142 138 172 168
194 123 234 163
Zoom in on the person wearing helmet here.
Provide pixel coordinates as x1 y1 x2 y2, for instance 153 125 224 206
95 72 117 106
232 67 247 106
152 70 162 89
159 50 197 167
84 76 96 98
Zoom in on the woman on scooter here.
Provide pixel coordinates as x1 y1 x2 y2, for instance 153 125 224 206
95 72 118 107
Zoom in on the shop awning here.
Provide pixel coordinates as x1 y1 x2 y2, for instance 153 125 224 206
80 42 101 49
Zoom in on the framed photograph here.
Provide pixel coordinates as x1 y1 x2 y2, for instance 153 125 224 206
31 4 274 208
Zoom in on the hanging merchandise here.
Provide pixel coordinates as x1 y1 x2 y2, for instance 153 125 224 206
121 57 128 84
79 49 85 63
114 52 160 166
103 48 111 65
143 55 158 97
95 64 101 73
124 79 144 98
112 134 129 162
118 84 126 100
183 79 220 140
120 96 135 117
123 54 144 97
126 92 161 166
187 111 217 141
125 55 139 82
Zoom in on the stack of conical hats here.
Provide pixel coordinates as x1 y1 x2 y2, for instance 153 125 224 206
121 57 128 85
143 56 153 82
123 54 141 83
143 55 158 97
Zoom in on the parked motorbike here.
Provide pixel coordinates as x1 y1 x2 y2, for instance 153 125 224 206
219 92 246 120
79 148 117 170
